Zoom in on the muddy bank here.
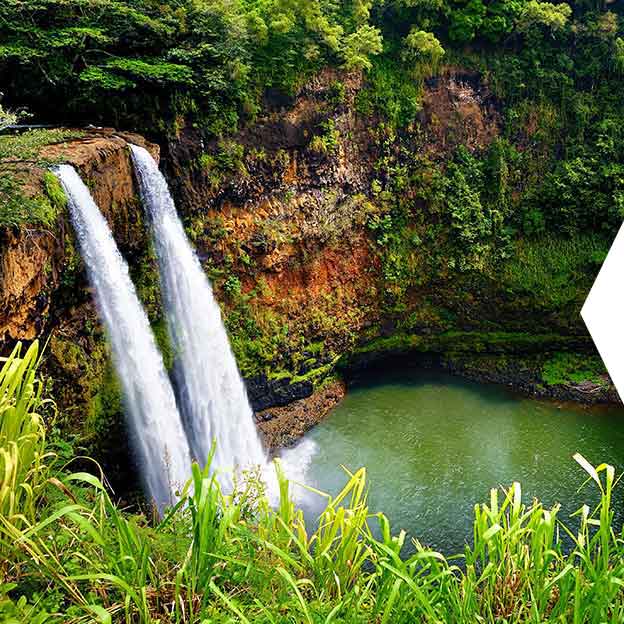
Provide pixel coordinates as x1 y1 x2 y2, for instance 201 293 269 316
255 379 346 451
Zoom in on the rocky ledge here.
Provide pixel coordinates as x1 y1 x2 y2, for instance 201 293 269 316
255 379 346 451
0 128 157 346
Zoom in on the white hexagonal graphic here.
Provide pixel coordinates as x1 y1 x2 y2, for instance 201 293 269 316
582 223 624 402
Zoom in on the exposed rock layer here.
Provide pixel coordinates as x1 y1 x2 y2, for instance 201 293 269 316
0 67 619 473
0 131 157 345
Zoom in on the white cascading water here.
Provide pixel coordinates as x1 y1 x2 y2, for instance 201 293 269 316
130 145 268 489
55 165 192 512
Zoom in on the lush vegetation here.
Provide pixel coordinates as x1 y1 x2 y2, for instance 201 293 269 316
0 0 385 133
0 0 622 246
0 129 82 227
2 2 624 617
1 0 623 367
4 344 624 623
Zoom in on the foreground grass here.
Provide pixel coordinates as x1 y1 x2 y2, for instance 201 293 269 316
2 342 624 623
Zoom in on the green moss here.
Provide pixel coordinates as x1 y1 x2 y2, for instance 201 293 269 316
0 129 84 162
51 338 86 376
355 54 425 128
0 131 85 228
541 352 608 387
349 331 591 360
0 173 59 227
43 170 67 211
306 341 325 355
397 302 457 333
264 360 340 390
309 119 340 155
152 319 174 371
291 359 341 385
269 370 294 382
223 275 242 298
500 234 609 309
87 365 123 440
130 243 163 319
60 233 82 290
198 140 248 190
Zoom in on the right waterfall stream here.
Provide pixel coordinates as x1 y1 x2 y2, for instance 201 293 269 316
131 145 268 490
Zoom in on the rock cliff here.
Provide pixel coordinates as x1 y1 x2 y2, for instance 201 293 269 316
0 67 617 478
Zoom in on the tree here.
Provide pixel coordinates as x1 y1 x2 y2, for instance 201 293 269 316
448 0 487 43
342 25 383 70
403 29 445 78
481 0 523 42
614 37 624 75
516 0 572 35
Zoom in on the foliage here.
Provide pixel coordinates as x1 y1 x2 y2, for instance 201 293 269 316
417 146 513 272
1 0 622 256
403 29 445 78
0 104 25 131
309 119 341 154
4 359 624 623
516 0 572 34
0 342 49 541
0 0 383 133
341 25 383 70
0 129 83 162
535 119 624 235
355 55 425 126
541 352 607 387
199 140 248 189
449 0 489 43
500 234 608 309
0 171 65 228
0 129 83 226
223 274 242 298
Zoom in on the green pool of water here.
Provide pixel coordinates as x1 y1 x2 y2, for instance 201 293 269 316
285 369 624 554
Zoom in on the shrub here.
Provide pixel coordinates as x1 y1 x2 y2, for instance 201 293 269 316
223 274 242 297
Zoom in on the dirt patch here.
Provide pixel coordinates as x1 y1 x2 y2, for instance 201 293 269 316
421 68 501 156
256 379 347 451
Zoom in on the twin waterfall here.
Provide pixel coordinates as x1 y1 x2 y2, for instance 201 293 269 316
55 149 268 510
55 165 191 511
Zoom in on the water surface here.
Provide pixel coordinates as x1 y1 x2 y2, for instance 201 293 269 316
285 369 624 554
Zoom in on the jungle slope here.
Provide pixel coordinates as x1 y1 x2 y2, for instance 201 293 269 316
164 65 619 413
0 63 619 469
1 0 623 461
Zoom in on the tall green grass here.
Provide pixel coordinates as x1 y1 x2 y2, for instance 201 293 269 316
0 341 48 528
3 341 624 622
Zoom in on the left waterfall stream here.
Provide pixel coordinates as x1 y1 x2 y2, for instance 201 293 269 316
55 164 192 513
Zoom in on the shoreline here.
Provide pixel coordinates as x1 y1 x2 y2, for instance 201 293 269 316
256 356 621 452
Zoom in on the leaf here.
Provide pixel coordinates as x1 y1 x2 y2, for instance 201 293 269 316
573 453 601 488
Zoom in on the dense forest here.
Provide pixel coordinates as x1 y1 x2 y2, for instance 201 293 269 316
3 0 624 622
1 0 623 237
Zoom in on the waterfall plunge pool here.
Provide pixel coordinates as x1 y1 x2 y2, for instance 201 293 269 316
282 368 624 555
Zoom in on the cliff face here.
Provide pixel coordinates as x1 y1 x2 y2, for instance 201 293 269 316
161 68 611 404
0 66 616 470
0 131 160 481
0 227 61 342
0 132 157 344
163 69 504 379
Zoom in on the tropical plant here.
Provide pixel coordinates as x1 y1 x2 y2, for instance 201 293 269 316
0 341 49 530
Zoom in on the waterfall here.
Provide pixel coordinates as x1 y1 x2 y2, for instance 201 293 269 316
55 165 191 512
130 145 267 489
